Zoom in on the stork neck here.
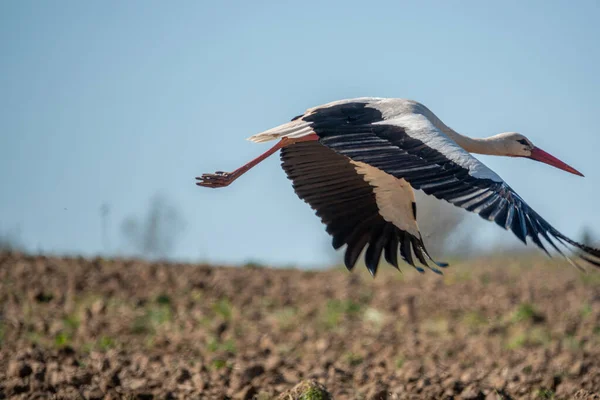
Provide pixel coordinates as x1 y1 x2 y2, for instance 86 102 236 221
424 111 504 155
442 129 503 156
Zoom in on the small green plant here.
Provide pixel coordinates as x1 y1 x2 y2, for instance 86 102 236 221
480 273 492 285
395 356 405 369
210 359 228 370
207 337 219 352
221 339 236 353
63 314 80 331
155 294 171 305
580 303 592 318
98 336 116 351
206 337 236 353
512 303 544 324
506 333 527 350
506 327 551 349
80 342 94 354
54 332 71 347
530 327 552 346
212 298 233 320
320 299 361 329
147 306 172 325
26 332 43 345
189 289 204 302
300 387 328 400
563 334 583 350
344 352 363 366
273 306 298 331
462 311 488 332
537 388 555 399
294 381 332 400
131 304 172 335
131 316 152 335
513 303 535 322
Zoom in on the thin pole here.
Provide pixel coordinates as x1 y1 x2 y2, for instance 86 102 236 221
100 203 110 254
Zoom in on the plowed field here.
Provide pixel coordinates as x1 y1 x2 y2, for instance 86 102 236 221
1 252 599 399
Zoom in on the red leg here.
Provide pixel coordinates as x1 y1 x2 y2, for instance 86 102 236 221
196 134 318 188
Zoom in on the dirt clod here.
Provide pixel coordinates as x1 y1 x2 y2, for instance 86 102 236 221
176 368 192 383
366 382 388 400
5 379 30 396
7 361 32 378
278 379 332 400
237 385 258 400
460 385 485 400
575 389 600 399
242 364 266 381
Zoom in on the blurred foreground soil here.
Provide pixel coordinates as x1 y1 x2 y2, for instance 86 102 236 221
1 252 599 399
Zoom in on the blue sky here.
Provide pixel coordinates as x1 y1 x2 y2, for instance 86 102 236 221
1 0 599 267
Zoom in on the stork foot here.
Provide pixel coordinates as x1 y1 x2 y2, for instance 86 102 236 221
195 171 236 188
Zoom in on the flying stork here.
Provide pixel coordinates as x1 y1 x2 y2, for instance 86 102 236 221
196 98 600 275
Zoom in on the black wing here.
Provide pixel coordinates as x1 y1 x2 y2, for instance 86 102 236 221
280 140 447 274
300 101 600 269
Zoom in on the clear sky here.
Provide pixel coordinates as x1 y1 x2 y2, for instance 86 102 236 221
1 0 599 267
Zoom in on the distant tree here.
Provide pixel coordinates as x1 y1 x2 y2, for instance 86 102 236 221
413 190 469 257
580 226 595 247
100 202 111 254
0 226 24 252
121 194 185 260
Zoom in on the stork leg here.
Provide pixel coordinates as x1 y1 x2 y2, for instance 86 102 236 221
196 134 318 188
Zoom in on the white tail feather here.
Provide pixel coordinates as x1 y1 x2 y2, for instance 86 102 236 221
247 120 314 143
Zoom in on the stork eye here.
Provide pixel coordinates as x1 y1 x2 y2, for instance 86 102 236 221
517 139 529 145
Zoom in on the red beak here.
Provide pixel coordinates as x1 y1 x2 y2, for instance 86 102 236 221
529 147 584 177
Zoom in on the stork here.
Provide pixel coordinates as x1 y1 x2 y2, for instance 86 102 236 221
196 98 600 274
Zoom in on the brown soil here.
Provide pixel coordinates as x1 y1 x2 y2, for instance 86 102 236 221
1 252 599 399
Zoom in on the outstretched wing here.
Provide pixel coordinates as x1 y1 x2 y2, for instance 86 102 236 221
297 101 600 269
280 140 447 274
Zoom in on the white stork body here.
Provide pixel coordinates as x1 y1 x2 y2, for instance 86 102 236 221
197 97 600 274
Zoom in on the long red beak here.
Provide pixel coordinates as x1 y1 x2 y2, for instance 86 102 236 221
529 147 584 177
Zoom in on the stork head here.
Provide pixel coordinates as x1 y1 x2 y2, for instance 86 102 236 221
495 132 583 176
